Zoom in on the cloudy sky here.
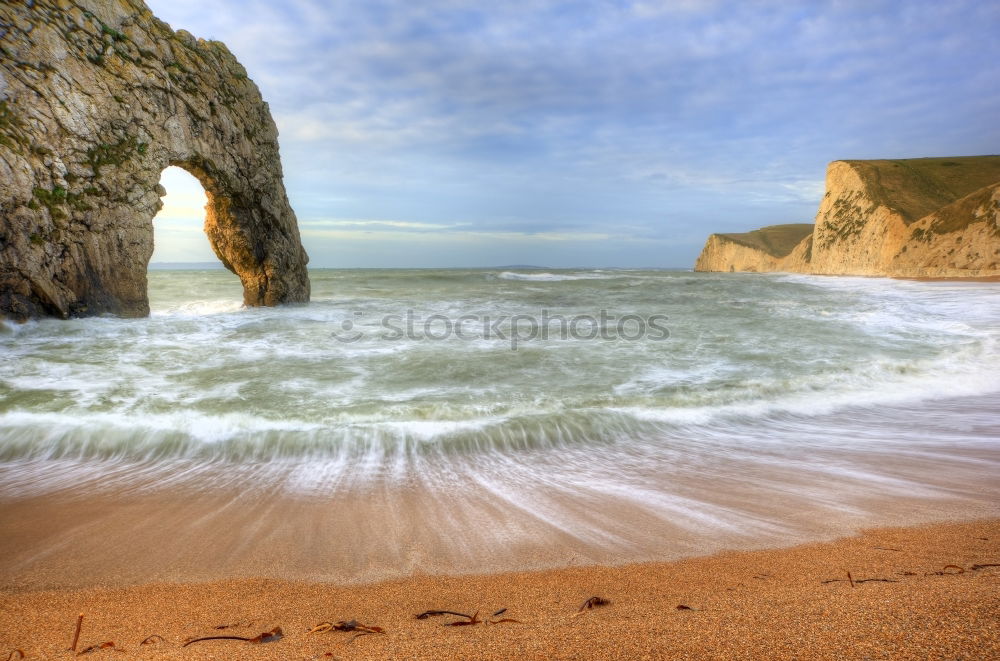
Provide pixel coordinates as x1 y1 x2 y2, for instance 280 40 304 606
147 0 1000 268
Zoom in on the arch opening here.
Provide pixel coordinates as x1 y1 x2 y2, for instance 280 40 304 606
148 166 242 312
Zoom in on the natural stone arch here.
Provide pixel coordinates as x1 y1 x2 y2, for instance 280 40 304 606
0 0 310 320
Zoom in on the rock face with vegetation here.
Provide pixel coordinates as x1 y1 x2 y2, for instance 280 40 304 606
695 156 1000 278
0 0 310 320
694 224 813 273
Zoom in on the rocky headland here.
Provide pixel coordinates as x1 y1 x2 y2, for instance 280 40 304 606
695 156 1000 278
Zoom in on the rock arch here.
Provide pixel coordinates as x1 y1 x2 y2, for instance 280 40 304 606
0 0 310 320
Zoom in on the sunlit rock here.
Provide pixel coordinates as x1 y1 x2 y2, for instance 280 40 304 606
695 156 1000 278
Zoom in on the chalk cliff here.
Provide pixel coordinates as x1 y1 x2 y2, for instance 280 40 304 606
695 156 1000 278
0 0 310 320
694 224 813 273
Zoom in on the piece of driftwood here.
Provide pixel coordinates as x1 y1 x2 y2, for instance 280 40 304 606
70 613 84 653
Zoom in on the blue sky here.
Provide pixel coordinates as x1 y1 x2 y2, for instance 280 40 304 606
147 0 1000 268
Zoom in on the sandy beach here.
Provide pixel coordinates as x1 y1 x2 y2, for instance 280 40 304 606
1 518 997 660
3 1 1000 660
2 420 998 593
2 273 999 660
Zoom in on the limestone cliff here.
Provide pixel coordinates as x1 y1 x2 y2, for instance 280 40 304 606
694 224 813 272
0 0 310 320
889 181 1000 277
695 156 1000 278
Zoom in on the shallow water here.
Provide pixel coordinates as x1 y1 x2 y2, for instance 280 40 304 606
1 269 998 587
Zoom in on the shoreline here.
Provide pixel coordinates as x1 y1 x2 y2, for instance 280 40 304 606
902 274 1000 282
3 391 999 594
2 518 997 659
696 269 1000 282
3 446 998 592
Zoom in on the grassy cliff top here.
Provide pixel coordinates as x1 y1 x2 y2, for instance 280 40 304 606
841 155 1000 225
924 180 1000 236
716 223 813 258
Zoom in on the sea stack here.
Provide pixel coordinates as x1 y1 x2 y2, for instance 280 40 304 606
0 0 310 320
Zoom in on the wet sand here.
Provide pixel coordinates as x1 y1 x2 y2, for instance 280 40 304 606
1 519 997 660
3 395 1000 591
1 445 998 591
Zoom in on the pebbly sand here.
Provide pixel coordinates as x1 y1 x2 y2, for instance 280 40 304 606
1 518 997 660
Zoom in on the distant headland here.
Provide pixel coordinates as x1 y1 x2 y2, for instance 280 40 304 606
695 156 1000 278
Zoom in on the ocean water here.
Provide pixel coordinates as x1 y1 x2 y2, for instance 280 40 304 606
1 269 999 585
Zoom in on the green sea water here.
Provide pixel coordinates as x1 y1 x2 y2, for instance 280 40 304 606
3 268 1000 467
2 268 999 581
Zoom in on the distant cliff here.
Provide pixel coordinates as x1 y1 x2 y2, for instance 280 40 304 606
695 156 1000 278
694 224 813 272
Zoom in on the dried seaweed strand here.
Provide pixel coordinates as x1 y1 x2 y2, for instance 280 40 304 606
183 635 252 647
6 650 25 661
971 563 1000 570
309 621 384 634
822 575 897 585
415 610 473 620
485 608 521 624
77 641 116 655
139 635 165 645
338 621 382 633
344 623 383 634
854 578 898 584
927 564 965 576
307 622 334 634
446 611 480 626
183 626 282 647
417 608 516 625
70 613 84 653
575 596 610 614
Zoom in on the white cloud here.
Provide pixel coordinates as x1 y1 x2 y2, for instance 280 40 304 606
300 219 467 230
300 226 629 243
144 0 1000 267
